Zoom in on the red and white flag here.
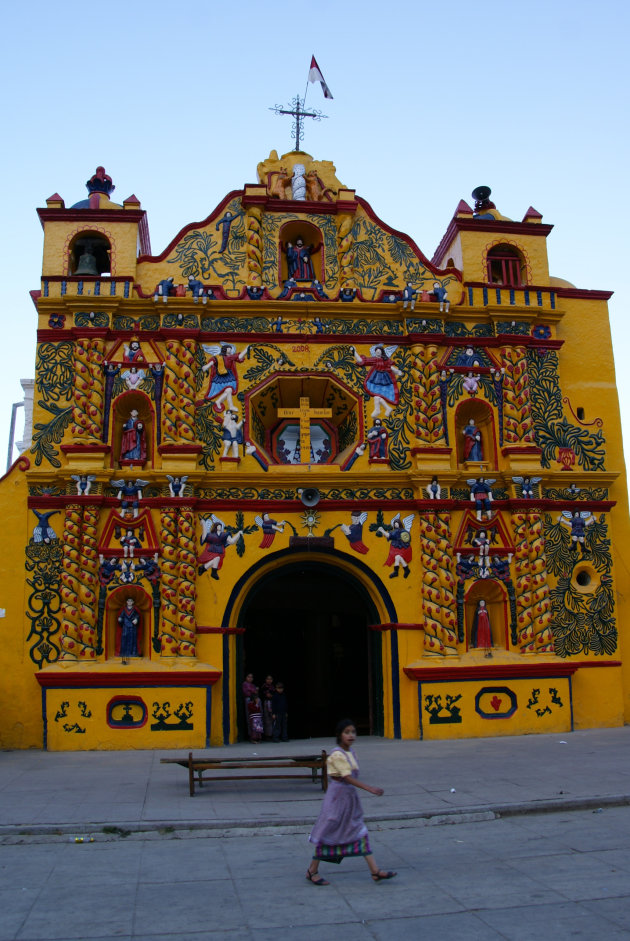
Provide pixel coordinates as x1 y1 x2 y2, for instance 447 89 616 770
308 56 333 99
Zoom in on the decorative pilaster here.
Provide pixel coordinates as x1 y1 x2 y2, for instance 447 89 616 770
419 512 458 656
412 344 444 444
163 340 197 445
336 213 355 287
176 507 197 657
245 205 263 285
71 337 105 442
512 510 552 653
501 346 534 445
159 507 179 656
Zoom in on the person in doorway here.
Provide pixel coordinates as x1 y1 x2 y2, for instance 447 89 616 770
306 719 397 886
242 673 258 741
260 675 276 740
246 693 263 744
271 682 289 742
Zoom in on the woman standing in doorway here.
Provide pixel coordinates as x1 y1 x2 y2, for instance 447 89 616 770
242 673 258 743
306 719 397 885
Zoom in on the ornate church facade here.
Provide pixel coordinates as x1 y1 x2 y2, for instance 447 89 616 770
1 153 627 750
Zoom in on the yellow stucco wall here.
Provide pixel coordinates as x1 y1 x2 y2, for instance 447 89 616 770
1 157 627 750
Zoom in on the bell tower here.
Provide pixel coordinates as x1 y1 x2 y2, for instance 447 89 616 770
36 166 150 299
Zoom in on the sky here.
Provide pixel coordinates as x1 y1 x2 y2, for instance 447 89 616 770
0 0 628 478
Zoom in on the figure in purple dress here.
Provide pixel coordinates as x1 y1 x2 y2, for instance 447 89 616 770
306 720 396 886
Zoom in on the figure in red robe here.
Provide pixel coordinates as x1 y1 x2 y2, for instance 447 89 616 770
120 410 147 462
471 599 493 657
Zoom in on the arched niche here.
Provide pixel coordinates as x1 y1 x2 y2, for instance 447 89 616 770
464 579 507 653
455 399 497 469
113 390 154 469
486 243 528 286
68 231 112 275
106 585 152 660
278 220 324 283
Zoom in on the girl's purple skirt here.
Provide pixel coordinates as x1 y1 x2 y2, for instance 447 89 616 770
309 777 371 864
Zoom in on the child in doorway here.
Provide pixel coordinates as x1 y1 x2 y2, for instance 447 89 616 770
271 682 289 742
247 694 263 744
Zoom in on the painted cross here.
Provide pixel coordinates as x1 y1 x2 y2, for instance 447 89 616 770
278 397 332 463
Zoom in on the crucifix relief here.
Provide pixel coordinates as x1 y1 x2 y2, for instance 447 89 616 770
277 397 332 464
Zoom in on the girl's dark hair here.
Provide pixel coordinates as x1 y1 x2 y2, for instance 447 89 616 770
335 718 356 743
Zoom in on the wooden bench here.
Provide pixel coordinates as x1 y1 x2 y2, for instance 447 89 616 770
162 750 328 796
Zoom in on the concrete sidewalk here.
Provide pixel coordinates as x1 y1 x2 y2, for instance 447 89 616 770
1 727 629 837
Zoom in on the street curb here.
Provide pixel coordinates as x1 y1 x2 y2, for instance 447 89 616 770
1 793 628 840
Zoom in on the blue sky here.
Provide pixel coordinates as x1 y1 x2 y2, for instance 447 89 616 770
1 0 628 477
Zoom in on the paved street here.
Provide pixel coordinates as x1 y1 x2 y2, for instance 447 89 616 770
1 728 629 939
1 807 630 939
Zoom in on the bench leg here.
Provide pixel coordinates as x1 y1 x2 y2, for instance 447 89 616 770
188 752 195 796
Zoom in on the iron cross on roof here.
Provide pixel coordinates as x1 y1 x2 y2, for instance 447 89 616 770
269 95 328 151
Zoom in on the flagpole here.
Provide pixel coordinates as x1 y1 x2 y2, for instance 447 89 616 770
303 63 311 110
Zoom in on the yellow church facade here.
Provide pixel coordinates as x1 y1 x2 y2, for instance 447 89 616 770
0 154 627 750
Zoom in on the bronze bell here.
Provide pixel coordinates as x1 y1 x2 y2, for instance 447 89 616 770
74 246 99 276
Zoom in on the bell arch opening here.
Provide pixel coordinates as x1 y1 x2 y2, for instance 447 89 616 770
236 559 384 740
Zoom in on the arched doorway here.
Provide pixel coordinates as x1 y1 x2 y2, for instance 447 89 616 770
237 560 383 739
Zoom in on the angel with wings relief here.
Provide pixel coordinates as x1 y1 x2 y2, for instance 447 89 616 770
353 344 402 418
377 512 414 578
198 514 243 580
255 513 286 549
200 343 249 414
560 510 594 555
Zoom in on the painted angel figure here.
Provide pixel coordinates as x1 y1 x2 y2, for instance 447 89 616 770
468 477 495 521
341 510 369 554
32 509 59 544
377 512 414 579
198 514 243 580
200 343 249 414
167 475 189 498
111 478 149 518
560 510 594 555
353 344 402 418
121 365 146 391
255 513 286 549
512 476 542 499
71 474 96 496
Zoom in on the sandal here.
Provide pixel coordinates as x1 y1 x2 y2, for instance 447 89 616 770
306 869 329 886
371 870 397 882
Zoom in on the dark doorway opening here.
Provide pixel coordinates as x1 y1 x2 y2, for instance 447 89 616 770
238 561 382 740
